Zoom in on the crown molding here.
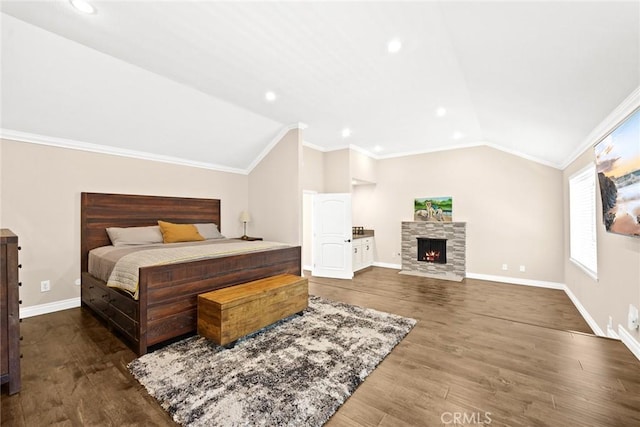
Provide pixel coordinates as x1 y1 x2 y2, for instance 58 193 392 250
301 140 328 152
0 128 248 175
310 143 378 157
373 140 562 169
561 86 640 170
246 123 306 173
303 139 561 168
347 144 377 158
482 142 562 169
323 144 352 153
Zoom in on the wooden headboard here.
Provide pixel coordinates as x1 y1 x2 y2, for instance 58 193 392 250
81 192 221 272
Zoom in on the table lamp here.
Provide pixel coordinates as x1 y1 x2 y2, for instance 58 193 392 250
239 211 251 239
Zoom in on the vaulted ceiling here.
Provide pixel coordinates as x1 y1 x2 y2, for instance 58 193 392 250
1 1 638 171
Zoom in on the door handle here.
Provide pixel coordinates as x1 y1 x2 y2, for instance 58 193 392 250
344 239 351 243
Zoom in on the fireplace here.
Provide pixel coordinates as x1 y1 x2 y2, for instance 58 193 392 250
417 238 447 264
401 221 466 282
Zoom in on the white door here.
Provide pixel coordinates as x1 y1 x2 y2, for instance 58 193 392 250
312 193 353 279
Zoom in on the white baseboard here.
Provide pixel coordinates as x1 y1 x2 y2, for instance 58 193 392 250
20 297 81 319
465 272 565 290
618 324 640 361
373 261 401 270
18 268 640 362
562 285 605 336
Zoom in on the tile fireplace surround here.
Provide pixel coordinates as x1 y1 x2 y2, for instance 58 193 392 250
400 221 466 281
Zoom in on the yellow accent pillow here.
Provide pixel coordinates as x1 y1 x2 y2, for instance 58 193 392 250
158 221 205 243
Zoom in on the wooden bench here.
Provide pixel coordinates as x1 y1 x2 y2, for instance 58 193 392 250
197 274 308 348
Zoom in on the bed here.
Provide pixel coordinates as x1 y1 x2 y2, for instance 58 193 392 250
80 192 301 355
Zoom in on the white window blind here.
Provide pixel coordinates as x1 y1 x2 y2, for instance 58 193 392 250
569 164 598 279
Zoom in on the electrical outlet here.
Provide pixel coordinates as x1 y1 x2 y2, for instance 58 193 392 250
40 280 51 292
501 264 508 271
519 265 526 272
628 304 639 330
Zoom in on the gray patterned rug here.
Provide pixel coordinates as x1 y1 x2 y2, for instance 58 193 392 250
128 295 416 427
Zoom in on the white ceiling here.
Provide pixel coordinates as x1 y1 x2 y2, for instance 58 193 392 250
1 1 638 171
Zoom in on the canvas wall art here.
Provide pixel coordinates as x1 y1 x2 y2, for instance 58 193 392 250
414 197 452 222
594 108 640 237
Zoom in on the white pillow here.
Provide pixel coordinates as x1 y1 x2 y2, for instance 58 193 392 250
106 226 164 246
194 223 225 240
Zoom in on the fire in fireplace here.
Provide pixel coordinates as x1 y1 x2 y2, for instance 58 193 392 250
417 237 447 264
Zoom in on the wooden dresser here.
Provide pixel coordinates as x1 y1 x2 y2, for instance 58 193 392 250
1 229 21 395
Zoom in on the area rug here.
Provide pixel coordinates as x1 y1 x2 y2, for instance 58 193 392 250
128 295 416 427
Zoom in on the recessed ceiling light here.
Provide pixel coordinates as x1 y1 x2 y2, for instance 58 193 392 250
69 0 96 14
387 38 402 54
436 107 447 117
452 131 464 140
342 128 352 138
265 91 277 102
373 145 383 152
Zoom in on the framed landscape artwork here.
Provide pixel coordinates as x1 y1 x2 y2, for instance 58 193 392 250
594 107 640 237
414 197 452 222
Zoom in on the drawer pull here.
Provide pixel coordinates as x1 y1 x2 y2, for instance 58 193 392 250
18 264 22 269
20 336 23 341
17 246 21 250
18 282 22 287
19 300 22 304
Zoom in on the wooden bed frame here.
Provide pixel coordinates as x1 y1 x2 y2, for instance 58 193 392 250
80 192 301 355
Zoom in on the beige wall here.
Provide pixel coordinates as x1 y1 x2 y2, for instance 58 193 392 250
248 129 302 244
323 149 351 193
0 139 3 226
0 139 249 309
564 149 640 340
352 183 377 232
350 149 377 183
7 114 634 345
362 146 565 282
301 145 325 268
301 145 324 192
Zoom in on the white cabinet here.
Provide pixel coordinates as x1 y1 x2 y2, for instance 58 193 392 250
352 237 374 272
352 240 363 271
362 237 374 267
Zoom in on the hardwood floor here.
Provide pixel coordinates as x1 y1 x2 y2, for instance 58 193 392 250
2 267 639 426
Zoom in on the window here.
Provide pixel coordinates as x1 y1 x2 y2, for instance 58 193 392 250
569 163 598 279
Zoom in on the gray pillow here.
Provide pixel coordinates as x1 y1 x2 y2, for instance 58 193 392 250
106 226 164 246
194 223 225 240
